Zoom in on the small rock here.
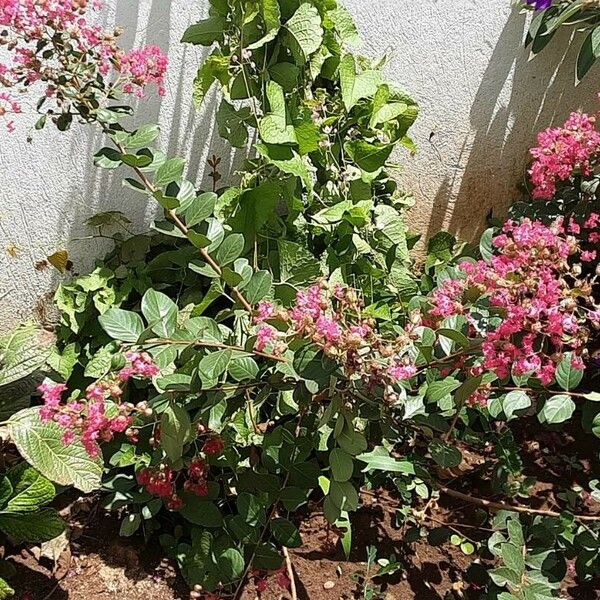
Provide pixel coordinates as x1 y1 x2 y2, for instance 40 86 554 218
323 580 335 590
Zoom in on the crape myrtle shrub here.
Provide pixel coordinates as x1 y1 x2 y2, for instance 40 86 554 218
0 1 599 599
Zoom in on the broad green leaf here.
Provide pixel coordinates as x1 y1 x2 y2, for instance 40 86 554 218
179 498 223 527
0 577 14 599
356 447 415 474
215 234 244 266
538 394 576 425
426 377 462 404
255 143 313 192
271 517 302 548
277 239 321 284
181 17 226 46
253 542 283 570
154 158 186 187
9 408 103 492
283 3 323 64
339 54 381 111
248 0 281 49
0 508 64 543
429 440 462 468
120 513 142 537
259 81 297 145
229 357 259 381
125 124 160 150
217 548 245 581
502 391 531 421
193 53 230 106
330 6 361 46
329 481 359 511
99 308 144 342
5 465 55 513
217 100 251 148
242 271 273 304
199 350 232 381
577 26 600 82
47 343 77 380
501 542 525 576
141 289 178 338
344 140 393 172
0 322 52 387
329 448 354 482
180 192 217 227
555 353 584 391
161 403 192 462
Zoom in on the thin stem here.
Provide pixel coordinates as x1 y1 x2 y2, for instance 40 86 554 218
490 386 593 399
98 122 255 314
438 485 600 522
131 337 288 364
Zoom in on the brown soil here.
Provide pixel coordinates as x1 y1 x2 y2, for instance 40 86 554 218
6 485 600 600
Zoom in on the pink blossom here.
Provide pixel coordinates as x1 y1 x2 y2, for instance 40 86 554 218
581 250 597 262
529 112 600 199
255 301 275 322
117 45 168 97
255 325 276 352
388 364 417 382
315 315 342 342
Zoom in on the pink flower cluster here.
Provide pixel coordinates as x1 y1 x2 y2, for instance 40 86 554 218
0 91 21 132
253 282 420 396
529 111 600 199
0 0 167 130
118 351 160 381
431 218 596 385
38 351 159 456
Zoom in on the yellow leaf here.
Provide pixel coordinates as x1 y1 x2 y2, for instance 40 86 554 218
47 250 69 274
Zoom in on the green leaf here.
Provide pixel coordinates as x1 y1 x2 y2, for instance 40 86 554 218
0 508 64 543
248 0 281 49
84 345 114 379
480 227 495 263
502 391 531 421
180 498 223 528
429 440 462 468
356 447 415 474
47 343 78 380
555 353 584 391
217 100 251 148
99 308 144 342
339 54 381 111
181 17 226 46
242 271 273 305
584 392 600 402
155 158 186 187
426 377 462 404
277 239 321 284
199 349 232 381
255 144 313 193
501 542 525 576
215 234 244 266
344 140 394 172
0 322 53 387
237 493 265 527
217 548 245 581
577 26 600 82
330 6 361 46
161 403 192 462
0 577 14 599
253 542 283 570
329 448 354 482
283 3 323 64
538 394 576 425
229 357 259 382
329 481 359 511
193 53 230 106
271 517 302 548
120 513 142 537
9 408 103 492
180 192 217 227
259 81 297 145
141 289 178 338
4 465 55 513
125 124 160 150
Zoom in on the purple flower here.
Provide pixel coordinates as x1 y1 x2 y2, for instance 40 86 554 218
527 0 553 9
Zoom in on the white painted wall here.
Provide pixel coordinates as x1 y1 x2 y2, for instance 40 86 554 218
0 0 597 331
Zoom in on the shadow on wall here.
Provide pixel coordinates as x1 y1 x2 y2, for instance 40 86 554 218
424 9 599 245
51 0 248 288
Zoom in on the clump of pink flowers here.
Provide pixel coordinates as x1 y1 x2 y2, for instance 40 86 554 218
0 0 167 131
37 351 158 456
529 111 600 199
253 282 421 398
0 91 21 132
431 218 597 386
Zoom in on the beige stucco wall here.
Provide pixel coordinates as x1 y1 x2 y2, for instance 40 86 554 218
0 0 598 331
